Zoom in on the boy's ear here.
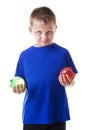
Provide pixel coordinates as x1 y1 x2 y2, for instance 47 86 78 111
55 25 57 31
28 27 32 33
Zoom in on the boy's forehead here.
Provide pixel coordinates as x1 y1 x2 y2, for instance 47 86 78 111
31 20 56 32
32 19 55 27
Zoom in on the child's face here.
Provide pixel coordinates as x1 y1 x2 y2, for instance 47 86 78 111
29 20 57 47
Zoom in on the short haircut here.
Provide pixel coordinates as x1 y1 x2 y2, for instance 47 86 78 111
30 6 56 26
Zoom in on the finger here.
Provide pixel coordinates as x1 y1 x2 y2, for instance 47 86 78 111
65 74 72 83
12 85 20 94
64 74 71 84
24 83 26 89
17 85 22 93
20 84 25 93
61 74 70 86
18 84 26 93
58 74 65 86
22 83 26 92
13 87 18 93
65 74 75 87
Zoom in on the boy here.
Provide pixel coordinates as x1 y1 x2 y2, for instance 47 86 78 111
13 6 78 130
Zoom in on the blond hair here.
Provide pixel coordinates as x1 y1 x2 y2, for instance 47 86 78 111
30 6 56 26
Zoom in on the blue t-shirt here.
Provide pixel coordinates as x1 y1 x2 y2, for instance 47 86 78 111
15 43 78 124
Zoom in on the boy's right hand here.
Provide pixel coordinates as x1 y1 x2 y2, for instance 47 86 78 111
12 83 26 94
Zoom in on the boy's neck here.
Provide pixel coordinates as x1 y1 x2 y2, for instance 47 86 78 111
34 43 53 47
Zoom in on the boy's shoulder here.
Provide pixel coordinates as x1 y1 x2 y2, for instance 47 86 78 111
21 46 33 54
19 46 34 58
53 43 69 53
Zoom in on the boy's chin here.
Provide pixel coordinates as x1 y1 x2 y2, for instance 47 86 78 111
41 42 52 46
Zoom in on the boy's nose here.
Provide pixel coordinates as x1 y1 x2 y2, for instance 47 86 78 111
42 33 47 40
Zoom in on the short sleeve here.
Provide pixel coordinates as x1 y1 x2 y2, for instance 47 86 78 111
65 50 78 74
15 54 25 79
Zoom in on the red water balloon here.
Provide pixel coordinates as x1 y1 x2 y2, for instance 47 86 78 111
60 67 75 79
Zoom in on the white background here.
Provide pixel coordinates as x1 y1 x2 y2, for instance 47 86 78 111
0 0 87 130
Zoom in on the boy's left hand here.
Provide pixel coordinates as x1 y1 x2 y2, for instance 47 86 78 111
58 73 75 87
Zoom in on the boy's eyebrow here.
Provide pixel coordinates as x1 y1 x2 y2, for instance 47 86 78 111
34 30 41 32
34 31 42 33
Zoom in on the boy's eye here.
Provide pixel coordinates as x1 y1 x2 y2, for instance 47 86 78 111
47 31 53 35
36 31 42 35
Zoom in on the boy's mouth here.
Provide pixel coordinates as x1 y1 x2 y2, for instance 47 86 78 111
41 40 48 43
